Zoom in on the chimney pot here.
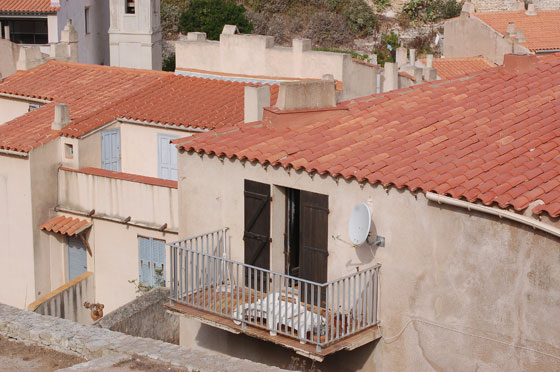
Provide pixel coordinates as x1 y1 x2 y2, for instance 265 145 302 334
396 47 407 68
516 29 526 43
426 54 434 68
409 49 416 65
275 80 336 111
503 53 537 74
292 38 312 53
52 103 71 130
505 22 516 37
244 86 270 123
525 3 537 15
512 0 524 10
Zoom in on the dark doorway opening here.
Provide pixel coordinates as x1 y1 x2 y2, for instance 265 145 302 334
285 188 300 277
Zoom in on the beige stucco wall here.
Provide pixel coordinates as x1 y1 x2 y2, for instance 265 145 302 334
444 13 530 65
177 153 560 371
0 96 30 125
120 122 193 178
29 139 62 299
89 218 175 313
0 39 19 79
0 153 35 308
176 35 377 100
58 169 178 230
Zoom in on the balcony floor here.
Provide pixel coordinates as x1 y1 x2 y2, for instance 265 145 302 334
165 286 380 361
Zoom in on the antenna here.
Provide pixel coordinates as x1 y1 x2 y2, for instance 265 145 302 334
348 202 372 246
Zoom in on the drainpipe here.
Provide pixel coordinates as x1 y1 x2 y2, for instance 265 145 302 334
426 192 560 239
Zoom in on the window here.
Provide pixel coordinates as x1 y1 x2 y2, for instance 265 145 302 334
158 134 179 181
101 129 121 171
125 0 135 14
0 18 48 44
28 103 42 112
84 7 90 34
64 143 74 159
138 236 166 288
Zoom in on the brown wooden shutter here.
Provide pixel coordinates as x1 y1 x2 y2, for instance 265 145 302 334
299 190 329 284
243 180 271 287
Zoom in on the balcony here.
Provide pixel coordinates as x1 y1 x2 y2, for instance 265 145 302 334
166 228 381 361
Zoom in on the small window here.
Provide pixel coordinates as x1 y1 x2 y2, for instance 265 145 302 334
125 0 135 14
28 103 42 112
84 7 90 34
65 143 74 159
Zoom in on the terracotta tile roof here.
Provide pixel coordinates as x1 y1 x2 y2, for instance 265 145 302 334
421 57 496 80
177 53 560 218
118 77 279 130
0 0 59 13
40 215 91 236
0 61 273 153
476 10 560 52
61 167 178 188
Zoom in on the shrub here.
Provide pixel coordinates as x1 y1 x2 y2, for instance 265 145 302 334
178 0 253 40
305 12 354 48
373 31 400 66
343 0 377 36
162 53 176 71
402 0 463 23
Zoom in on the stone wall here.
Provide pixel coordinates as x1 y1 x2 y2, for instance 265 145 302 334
471 0 560 11
95 287 179 344
0 302 288 372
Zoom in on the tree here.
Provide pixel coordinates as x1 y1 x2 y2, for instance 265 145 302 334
178 0 253 40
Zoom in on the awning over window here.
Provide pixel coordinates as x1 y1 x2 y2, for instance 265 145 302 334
40 215 91 236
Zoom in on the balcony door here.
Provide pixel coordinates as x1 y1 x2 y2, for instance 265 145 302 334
158 134 179 181
67 236 87 281
286 189 328 285
243 180 271 288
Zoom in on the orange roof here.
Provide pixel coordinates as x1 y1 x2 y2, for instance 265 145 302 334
40 215 91 236
0 61 277 153
0 0 58 13
421 57 496 80
476 10 560 52
178 53 560 218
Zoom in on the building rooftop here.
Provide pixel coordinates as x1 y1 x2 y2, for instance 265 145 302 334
177 53 560 218
0 61 277 153
0 0 59 14
476 10 560 52
422 56 496 80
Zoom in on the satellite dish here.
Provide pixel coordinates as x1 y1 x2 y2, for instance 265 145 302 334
348 202 372 246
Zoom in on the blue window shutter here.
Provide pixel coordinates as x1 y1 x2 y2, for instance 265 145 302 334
68 236 87 281
152 239 166 286
157 134 179 181
138 237 151 286
101 129 121 171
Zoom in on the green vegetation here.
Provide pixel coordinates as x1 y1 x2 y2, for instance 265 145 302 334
373 31 400 66
401 0 464 23
178 0 253 40
162 53 176 72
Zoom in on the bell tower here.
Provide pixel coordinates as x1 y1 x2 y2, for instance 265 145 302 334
108 0 162 70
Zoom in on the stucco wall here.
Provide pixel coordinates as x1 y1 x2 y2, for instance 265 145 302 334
89 218 175 313
120 122 193 178
58 168 178 230
177 153 560 371
443 13 530 64
0 153 34 308
0 39 19 79
57 0 110 64
0 96 30 125
175 35 377 100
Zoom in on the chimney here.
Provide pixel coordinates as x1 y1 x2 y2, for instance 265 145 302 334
409 49 416 65
52 104 71 130
186 32 207 41
503 53 538 74
3 24 9 39
292 38 312 53
275 79 336 111
525 3 537 15
396 46 407 68
512 0 525 10
505 22 516 37
382 63 398 92
221 24 239 35
244 85 270 123
461 1 475 16
516 29 526 43
423 54 437 81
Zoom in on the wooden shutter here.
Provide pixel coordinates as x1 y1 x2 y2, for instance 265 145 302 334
152 238 166 286
299 190 329 284
101 129 121 171
138 236 152 286
157 134 179 181
67 236 87 281
244 180 271 287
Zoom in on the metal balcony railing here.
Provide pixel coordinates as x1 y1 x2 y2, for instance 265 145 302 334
168 228 380 350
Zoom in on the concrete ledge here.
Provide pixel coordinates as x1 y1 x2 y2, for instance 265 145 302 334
0 303 289 372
